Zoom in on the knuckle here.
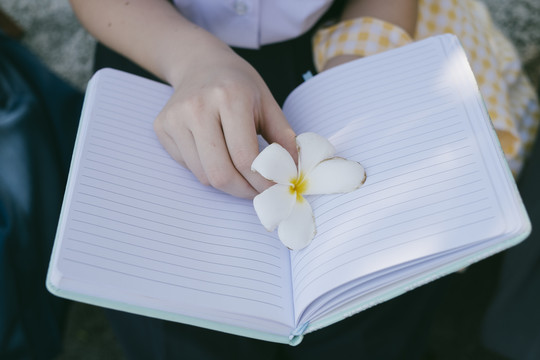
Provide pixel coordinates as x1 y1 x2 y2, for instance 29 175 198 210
182 95 206 115
189 166 210 187
212 81 248 103
197 174 211 187
157 97 209 134
206 169 232 190
157 103 186 130
232 150 255 174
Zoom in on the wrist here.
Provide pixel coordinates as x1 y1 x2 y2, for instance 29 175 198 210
158 25 233 87
312 17 413 72
322 54 362 71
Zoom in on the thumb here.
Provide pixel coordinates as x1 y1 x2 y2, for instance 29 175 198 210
259 98 298 164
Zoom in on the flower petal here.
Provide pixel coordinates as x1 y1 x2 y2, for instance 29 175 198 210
304 157 366 195
253 184 296 231
251 143 297 184
277 198 316 250
297 132 336 175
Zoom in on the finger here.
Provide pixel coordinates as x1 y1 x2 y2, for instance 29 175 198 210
154 121 187 167
259 96 297 164
172 130 210 185
154 114 208 185
192 115 258 198
220 103 275 194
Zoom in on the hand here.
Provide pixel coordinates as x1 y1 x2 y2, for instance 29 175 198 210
68 0 296 199
323 54 362 71
153 46 297 199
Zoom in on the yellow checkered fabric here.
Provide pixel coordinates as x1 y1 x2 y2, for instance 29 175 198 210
313 0 539 177
313 17 413 70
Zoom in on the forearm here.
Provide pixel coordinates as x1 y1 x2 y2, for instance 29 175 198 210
321 0 418 70
69 0 229 86
340 0 418 37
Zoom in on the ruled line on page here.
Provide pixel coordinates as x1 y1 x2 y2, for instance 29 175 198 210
73 199 271 249
292 191 489 283
285 47 453 138
78 188 255 221
99 78 173 105
292 174 488 269
87 124 163 151
306 50 439 97
91 134 171 160
290 162 486 274
75 192 261 228
80 162 247 204
70 207 278 254
303 82 452 136
286 69 447 131
280 36 508 317
95 103 161 127
311 155 479 216
87 144 176 170
331 107 459 147
91 118 158 146
342 118 464 157
85 148 191 179
314 178 484 235
77 176 251 221
287 50 441 119
62 257 285 310
57 68 294 322
67 229 283 282
286 39 443 96
77 181 253 217
79 170 254 213
370 151 474 177
359 136 468 164
64 246 283 299
99 93 168 116
68 223 282 278
294 213 496 299
325 108 461 156
101 77 172 101
90 114 159 145
81 164 202 195
84 124 261 203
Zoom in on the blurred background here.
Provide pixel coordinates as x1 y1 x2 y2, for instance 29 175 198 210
1 0 539 359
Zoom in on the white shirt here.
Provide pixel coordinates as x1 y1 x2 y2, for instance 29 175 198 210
172 0 334 49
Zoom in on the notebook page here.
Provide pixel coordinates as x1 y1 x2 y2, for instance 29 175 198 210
284 35 515 320
49 69 294 334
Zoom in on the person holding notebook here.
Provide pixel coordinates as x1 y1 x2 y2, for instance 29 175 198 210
69 0 419 200
68 0 538 198
66 0 539 358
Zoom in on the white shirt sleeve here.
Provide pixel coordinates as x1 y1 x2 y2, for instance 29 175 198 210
172 0 334 49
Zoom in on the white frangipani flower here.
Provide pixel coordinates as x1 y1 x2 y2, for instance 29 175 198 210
251 132 366 250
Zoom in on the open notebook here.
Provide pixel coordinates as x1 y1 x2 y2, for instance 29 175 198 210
47 34 530 345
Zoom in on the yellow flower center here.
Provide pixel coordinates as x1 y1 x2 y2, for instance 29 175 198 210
289 172 308 202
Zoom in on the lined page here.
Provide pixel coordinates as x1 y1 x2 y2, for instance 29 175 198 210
285 35 514 320
51 69 294 334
